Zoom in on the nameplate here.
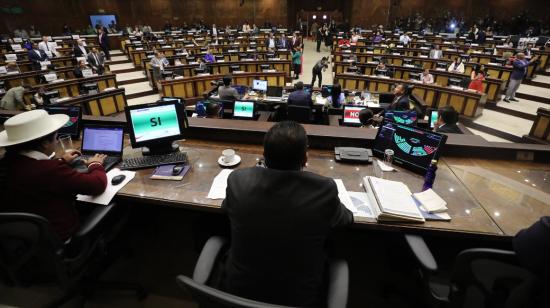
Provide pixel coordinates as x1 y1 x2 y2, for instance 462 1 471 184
189 61 198 65
278 48 287 51
0 66 7 74
435 68 446 71
343 50 352 53
217 60 225 62
135 47 144 51
11 44 22 51
162 45 171 48
5 54 17 61
420 47 429 50
13 38 22 43
419 55 428 58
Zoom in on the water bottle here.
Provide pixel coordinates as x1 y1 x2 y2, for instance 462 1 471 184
422 159 438 191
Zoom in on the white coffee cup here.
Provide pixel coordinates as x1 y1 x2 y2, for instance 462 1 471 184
222 149 235 163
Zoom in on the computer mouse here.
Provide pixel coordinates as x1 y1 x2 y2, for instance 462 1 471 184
172 165 184 175
111 174 126 186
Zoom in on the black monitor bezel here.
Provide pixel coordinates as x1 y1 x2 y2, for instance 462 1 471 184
342 105 366 127
124 100 187 150
44 105 82 140
232 100 256 120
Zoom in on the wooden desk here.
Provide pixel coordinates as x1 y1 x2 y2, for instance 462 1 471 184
110 139 549 238
42 88 127 116
334 73 486 118
0 56 75 72
160 72 288 104
0 66 75 88
525 108 550 144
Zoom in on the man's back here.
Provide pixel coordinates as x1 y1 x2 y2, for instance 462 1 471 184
217 85 239 100
287 90 312 108
222 167 353 306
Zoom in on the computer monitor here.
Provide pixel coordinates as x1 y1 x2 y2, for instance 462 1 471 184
186 56 196 62
494 58 507 66
125 100 187 155
428 109 439 129
409 72 421 81
448 78 463 88
82 82 99 95
343 105 366 127
436 62 448 70
215 55 224 61
403 58 413 66
194 68 207 75
43 90 60 104
266 53 276 59
252 79 267 92
346 66 359 74
44 106 82 139
373 56 383 63
373 119 448 174
321 85 333 97
266 86 283 98
379 93 394 105
233 101 255 120
260 64 270 71
385 110 418 126
484 47 494 54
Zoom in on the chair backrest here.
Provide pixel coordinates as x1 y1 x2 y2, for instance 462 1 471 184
287 105 311 124
176 275 296 308
449 248 536 308
0 213 67 287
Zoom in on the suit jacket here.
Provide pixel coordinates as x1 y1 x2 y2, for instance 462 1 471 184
87 52 105 69
277 38 289 49
28 49 47 70
264 37 276 49
287 89 312 108
73 45 88 57
98 33 108 48
387 95 410 111
436 123 462 134
73 67 84 78
221 167 353 306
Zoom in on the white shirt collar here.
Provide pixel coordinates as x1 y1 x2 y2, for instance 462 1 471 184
19 150 52 160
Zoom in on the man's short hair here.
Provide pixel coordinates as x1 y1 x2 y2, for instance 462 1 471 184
359 108 374 126
263 121 308 170
223 75 232 86
295 81 304 90
205 102 221 118
439 106 459 125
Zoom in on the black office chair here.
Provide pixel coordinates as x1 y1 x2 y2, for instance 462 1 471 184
176 236 349 308
287 105 313 124
0 208 146 308
405 234 536 308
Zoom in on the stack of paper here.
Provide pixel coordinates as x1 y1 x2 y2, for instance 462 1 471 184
413 189 451 221
207 169 233 199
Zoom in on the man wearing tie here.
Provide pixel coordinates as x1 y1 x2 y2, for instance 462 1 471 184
87 48 105 75
38 36 55 58
28 43 48 71
278 35 289 50
73 39 88 58
97 28 110 60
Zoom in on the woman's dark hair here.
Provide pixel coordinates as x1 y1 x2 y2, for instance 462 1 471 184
331 83 342 108
4 131 57 155
263 121 307 170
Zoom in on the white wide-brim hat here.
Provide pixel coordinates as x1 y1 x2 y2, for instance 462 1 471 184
0 110 69 147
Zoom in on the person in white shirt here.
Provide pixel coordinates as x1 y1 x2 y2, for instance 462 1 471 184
38 36 57 57
73 39 88 58
399 32 411 46
265 33 276 51
212 24 218 36
351 32 361 43
429 44 443 59
448 57 465 74
421 69 434 84
242 21 251 33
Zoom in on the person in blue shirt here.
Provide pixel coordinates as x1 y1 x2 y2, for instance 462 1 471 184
504 53 539 103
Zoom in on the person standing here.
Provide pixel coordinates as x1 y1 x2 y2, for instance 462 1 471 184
311 57 328 88
87 47 106 75
315 27 323 52
97 28 110 60
504 53 539 103
291 47 302 80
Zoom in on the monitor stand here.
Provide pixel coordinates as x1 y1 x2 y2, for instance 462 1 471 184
141 142 180 156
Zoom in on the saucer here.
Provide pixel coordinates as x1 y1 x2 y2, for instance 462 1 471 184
218 155 241 167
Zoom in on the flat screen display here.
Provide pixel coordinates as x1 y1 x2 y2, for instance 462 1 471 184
343 106 366 124
44 106 81 138
385 111 418 126
129 104 181 142
429 110 439 128
373 120 447 174
252 79 267 91
82 126 124 153
233 101 254 118
90 14 117 29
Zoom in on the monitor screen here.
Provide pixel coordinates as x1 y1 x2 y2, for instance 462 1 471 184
252 79 267 91
44 106 81 138
266 86 283 97
82 126 124 154
343 106 366 124
233 101 254 119
385 111 418 126
128 103 182 143
429 110 439 128
89 14 117 29
373 120 447 174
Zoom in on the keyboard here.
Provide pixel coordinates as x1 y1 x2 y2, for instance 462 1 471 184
119 151 188 170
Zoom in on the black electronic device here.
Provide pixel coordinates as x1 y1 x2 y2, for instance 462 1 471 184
44 106 82 139
409 72 421 81
82 82 99 95
266 86 283 98
43 90 60 105
260 64 270 71
194 68 207 75
215 55 224 61
403 58 413 66
385 110 418 126
230 65 241 72
334 147 373 163
374 69 388 77
448 78 463 88
436 62 448 70
346 66 359 74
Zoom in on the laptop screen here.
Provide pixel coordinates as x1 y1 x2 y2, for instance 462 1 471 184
233 101 254 119
82 126 124 154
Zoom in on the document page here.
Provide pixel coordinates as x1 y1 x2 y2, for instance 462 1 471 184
77 169 135 205
366 176 423 219
207 169 233 199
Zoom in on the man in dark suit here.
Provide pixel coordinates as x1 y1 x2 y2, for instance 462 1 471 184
277 35 289 49
435 106 463 134
97 28 110 60
264 32 276 51
73 60 89 78
287 81 312 108
387 83 410 111
73 39 88 58
222 121 353 306
87 47 105 75
28 43 47 71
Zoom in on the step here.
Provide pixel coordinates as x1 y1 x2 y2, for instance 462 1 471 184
108 63 136 72
473 109 533 138
127 94 161 106
466 127 513 143
116 71 146 82
107 55 129 62
122 81 154 96
492 96 544 119
516 84 550 104
532 75 550 85
110 49 123 55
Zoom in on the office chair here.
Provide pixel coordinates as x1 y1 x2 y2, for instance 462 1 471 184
404 234 536 308
287 105 313 124
0 207 146 308
176 236 349 308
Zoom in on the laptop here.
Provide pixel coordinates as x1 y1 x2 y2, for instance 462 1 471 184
266 86 283 100
73 125 125 172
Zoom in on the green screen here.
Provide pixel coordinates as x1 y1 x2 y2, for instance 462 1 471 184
234 101 254 118
130 104 180 142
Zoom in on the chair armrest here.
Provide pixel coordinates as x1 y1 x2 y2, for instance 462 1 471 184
404 234 438 273
73 202 117 240
193 236 228 284
327 259 349 308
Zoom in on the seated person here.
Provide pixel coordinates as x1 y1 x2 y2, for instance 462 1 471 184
359 108 375 128
73 59 89 78
374 83 410 120
422 69 434 84
326 83 345 108
206 101 222 118
0 110 108 240
217 75 240 100
375 61 387 72
448 57 465 74
222 121 353 306
434 106 462 134
197 57 208 72
203 48 215 63
287 81 312 108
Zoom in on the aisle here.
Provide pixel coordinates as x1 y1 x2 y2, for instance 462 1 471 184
295 39 334 86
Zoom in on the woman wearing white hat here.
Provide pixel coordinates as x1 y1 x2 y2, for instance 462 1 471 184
0 110 108 239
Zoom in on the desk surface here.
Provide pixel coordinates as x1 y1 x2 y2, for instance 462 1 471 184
114 139 550 239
